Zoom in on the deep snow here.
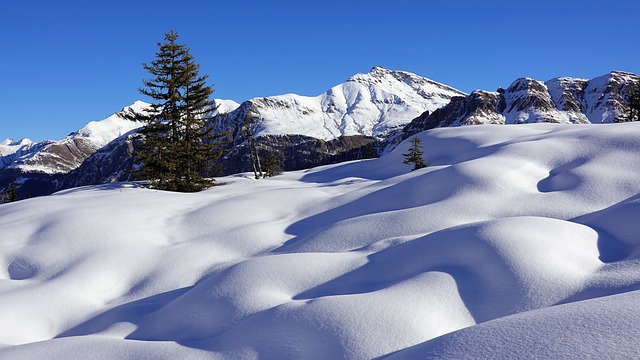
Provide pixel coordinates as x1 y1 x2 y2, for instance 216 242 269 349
1 123 640 359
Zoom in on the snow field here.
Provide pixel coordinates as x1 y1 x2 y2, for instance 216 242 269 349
1 122 640 358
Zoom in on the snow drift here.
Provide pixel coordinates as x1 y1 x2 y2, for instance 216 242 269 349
1 122 640 359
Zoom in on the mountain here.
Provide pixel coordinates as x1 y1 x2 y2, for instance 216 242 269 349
1 123 640 358
209 66 466 173
401 71 640 140
1 138 43 168
2 101 147 174
0 102 149 196
6 67 465 194
214 66 466 141
2 68 639 198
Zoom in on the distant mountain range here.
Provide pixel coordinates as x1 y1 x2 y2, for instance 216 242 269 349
1 67 638 198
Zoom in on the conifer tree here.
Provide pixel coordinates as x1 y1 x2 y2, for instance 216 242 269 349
262 151 284 177
360 142 378 159
403 136 427 171
6 182 18 202
121 30 224 191
628 86 640 122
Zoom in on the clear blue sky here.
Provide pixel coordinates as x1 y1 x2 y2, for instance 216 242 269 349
2 0 639 142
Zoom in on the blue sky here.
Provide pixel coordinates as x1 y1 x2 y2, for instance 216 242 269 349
2 0 639 142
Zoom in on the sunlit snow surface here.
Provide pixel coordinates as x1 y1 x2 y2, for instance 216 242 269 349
1 123 640 359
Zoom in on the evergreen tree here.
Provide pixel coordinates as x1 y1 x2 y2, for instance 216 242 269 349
121 30 224 191
402 136 427 171
262 151 284 177
7 182 18 202
628 86 640 122
360 142 378 159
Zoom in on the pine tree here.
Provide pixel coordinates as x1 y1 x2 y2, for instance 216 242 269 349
360 142 378 159
121 30 224 191
262 151 284 177
7 182 18 202
402 136 427 171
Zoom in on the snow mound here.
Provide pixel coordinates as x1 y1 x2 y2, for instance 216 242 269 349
1 123 640 358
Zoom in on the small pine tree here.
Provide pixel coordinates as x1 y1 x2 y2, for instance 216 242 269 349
262 151 284 177
360 142 378 159
628 86 640 122
402 136 427 171
7 182 18 202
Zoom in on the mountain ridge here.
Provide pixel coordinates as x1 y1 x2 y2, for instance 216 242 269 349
1 67 639 198
400 70 639 141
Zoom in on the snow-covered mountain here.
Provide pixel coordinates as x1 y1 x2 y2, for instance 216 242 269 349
2 68 639 198
402 71 639 139
54 67 466 187
214 66 466 141
0 138 43 168
1 101 147 175
1 122 639 358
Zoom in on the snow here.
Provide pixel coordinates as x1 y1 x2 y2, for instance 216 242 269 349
214 99 241 115
75 102 146 145
0 138 34 148
1 122 640 358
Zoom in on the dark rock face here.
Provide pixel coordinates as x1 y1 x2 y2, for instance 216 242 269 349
61 135 138 190
504 78 556 114
220 134 376 175
399 71 640 143
400 90 506 140
545 77 588 113
0 168 63 199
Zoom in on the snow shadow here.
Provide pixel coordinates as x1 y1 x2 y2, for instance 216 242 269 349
56 286 191 339
537 157 588 193
53 182 148 195
293 222 526 324
279 165 474 252
573 192 640 263
7 257 38 280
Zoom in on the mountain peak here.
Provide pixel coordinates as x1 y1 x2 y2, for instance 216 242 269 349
216 67 467 141
369 65 392 76
1 138 34 147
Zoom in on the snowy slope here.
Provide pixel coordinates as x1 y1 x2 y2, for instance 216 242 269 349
215 66 466 141
1 122 640 358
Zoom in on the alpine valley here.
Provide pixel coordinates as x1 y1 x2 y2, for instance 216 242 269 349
1 67 638 197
